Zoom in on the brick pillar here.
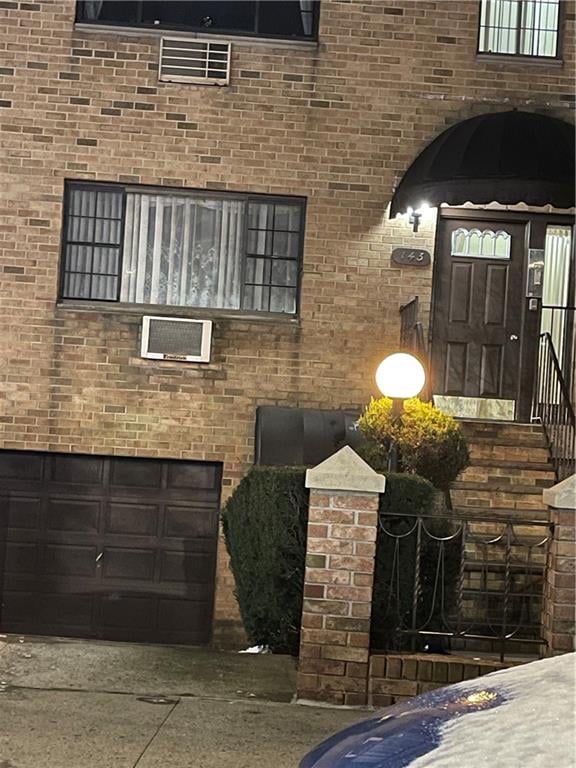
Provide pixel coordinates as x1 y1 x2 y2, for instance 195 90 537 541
542 474 576 656
297 446 385 706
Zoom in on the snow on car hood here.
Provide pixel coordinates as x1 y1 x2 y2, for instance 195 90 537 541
300 653 575 768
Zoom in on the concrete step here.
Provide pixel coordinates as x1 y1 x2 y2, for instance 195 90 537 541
467 443 551 464
451 485 549 511
458 465 556 487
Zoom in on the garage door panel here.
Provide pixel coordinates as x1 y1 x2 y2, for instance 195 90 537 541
167 463 220 490
40 593 94 627
5 497 42 529
49 455 104 485
2 591 94 630
0 453 43 481
164 506 218 538
44 544 97 577
110 458 163 489
99 594 156 630
101 548 156 581
158 598 212 633
161 551 214 584
106 503 159 536
47 499 100 532
4 543 38 574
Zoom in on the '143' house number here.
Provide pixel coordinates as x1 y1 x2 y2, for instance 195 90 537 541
391 248 431 266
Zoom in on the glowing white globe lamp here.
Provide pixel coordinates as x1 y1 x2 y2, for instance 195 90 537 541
375 352 426 400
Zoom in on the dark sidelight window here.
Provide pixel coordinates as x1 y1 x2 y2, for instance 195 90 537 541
478 0 561 58
76 1 320 41
61 183 305 315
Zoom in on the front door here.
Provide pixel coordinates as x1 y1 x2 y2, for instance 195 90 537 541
431 215 526 415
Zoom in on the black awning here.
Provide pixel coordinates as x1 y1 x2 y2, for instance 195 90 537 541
390 111 575 217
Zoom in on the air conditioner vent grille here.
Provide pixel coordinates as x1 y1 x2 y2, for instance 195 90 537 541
141 316 212 363
159 38 231 85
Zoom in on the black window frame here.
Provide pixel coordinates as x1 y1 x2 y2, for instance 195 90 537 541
59 181 306 317
75 1 321 42
476 0 563 60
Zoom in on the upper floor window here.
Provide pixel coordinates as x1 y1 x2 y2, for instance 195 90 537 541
61 183 305 315
478 0 561 58
76 1 320 41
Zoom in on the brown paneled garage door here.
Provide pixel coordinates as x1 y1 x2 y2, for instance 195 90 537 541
0 450 222 644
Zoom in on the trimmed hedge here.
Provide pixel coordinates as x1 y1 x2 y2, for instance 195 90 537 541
222 466 308 655
223 466 453 655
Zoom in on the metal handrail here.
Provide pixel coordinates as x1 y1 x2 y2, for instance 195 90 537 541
399 297 432 401
532 332 576 481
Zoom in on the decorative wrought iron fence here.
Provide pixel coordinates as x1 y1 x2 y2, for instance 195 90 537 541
371 512 553 662
532 331 576 481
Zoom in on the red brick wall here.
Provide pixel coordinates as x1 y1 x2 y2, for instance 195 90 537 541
0 0 574 640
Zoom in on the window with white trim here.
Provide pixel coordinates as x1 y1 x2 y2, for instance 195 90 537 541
478 0 561 58
61 183 304 315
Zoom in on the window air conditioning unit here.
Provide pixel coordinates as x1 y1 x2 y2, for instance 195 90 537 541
159 38 231 86
141 316 212 363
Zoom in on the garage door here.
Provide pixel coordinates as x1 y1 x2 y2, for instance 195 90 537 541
0 450 221 644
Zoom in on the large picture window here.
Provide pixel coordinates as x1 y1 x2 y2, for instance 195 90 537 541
61 183 305 315
478 0 561 58
76 1 319 41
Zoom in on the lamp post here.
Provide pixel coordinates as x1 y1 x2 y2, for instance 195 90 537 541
375 352 426 472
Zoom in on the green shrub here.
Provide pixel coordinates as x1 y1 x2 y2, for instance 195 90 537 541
222 466 308 655
357 397 470 491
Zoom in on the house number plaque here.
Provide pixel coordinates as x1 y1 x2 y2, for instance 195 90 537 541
391 248 431 266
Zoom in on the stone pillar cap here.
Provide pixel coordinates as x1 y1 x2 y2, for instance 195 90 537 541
305 446 386 494
543 473 576 510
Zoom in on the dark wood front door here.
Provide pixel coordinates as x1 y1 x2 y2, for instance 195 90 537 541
431 215 526 403
0 450 221 644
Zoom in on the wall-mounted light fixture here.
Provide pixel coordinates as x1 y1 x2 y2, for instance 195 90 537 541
406 203 430 233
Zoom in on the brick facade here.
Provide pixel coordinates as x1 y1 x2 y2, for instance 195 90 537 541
0 0 574 642
542 476 576 655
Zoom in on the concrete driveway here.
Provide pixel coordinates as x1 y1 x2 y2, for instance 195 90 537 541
0 636 364 767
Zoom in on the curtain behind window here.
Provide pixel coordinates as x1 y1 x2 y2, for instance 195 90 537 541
121 193 245 309
82 1 104 20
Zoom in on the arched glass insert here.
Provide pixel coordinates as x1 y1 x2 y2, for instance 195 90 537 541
451 228 511 259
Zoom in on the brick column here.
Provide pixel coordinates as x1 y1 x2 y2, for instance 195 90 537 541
542 474 576 656
297 446 385 706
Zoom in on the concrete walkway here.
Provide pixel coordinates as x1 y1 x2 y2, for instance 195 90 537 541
0 636 364 767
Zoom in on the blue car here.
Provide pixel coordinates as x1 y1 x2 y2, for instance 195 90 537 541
299 653 574 767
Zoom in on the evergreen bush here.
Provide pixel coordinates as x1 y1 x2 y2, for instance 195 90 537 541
222 466 308 655
357 397 470 491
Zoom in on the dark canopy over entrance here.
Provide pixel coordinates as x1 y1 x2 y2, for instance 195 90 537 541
390 111 575 217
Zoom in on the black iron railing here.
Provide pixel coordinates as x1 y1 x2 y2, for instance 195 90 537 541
372 512 552 662
399 297 432 401
539 305 575 391
532 332 576 482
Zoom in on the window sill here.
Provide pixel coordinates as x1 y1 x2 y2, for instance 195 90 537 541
56 301 300 325
476 52 563 66
74 23 320 50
